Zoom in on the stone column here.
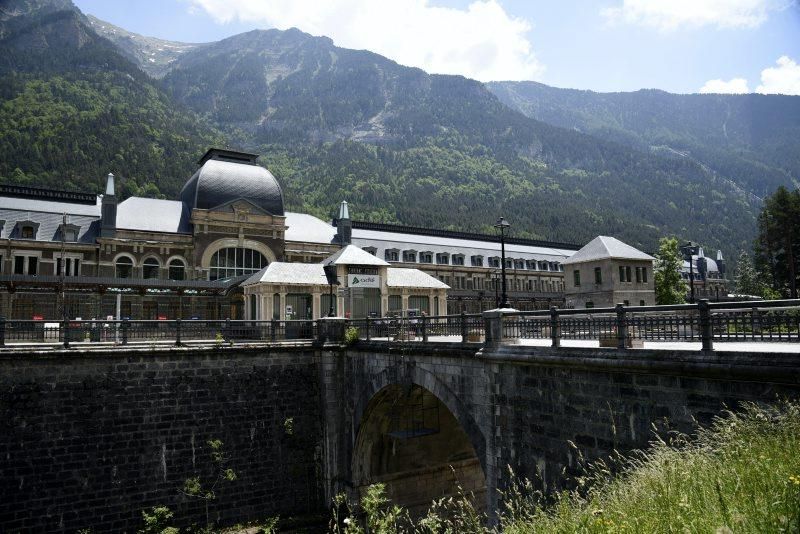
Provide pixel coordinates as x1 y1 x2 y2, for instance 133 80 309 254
312 289 321 320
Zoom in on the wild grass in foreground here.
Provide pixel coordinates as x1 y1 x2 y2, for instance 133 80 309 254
333 401 800 533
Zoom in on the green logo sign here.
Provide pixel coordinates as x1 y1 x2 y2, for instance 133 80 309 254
352 277 360 285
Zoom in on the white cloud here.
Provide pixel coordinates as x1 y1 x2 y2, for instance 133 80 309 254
756 56 800 95
601 0 791 32
699 78 750 94
187 0 544 82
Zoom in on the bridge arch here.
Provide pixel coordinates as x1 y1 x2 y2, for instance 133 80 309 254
352 365 488 515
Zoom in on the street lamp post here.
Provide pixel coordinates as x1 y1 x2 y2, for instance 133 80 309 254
494 217 510 308
323 264 339 317
681 241 698 304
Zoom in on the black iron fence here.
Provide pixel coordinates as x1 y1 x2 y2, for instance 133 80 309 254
0 318 318 347
0 299 798 350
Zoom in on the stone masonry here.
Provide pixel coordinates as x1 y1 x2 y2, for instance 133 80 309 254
2 341 799 532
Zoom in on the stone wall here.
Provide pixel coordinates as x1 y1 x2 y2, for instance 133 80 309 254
2 340 799 532
336 342 800 518
0 345 323 533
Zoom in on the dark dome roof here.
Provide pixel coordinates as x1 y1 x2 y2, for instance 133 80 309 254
180 149 284 216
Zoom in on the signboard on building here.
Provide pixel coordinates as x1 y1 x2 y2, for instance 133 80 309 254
347 274 380 288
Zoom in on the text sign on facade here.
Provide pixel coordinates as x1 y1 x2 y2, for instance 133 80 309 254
347 274 380 288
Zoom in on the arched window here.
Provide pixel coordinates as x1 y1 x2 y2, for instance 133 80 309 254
143 258 160 279
209 247 268 280
168 259 186 281
116 256 133 279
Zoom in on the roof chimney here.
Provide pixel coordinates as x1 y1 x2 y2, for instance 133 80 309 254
101 173 117 238
336 200 352 246
105 172 115 196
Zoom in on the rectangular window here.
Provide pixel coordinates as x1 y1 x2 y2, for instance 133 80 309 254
14 255 24 274
436 253 449 265
635 267 642 283
420 253 433 264
626 266 632 283
642 267 648 283
573 270 581 287
385 250 399 262
624 300 630 307
594 267 602 284
452 255 465 266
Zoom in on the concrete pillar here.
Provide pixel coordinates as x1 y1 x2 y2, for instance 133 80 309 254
312 290 321 320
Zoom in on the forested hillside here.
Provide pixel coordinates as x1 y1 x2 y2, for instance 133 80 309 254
0 1 221 197
488 81 800 199
1 0 793 257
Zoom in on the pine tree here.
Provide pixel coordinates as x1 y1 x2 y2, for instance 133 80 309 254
654 236 687 305
734 251 762 297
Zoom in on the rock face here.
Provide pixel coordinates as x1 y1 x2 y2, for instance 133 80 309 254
86 15 202 78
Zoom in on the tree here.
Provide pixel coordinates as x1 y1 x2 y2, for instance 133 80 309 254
734 251 762 297
654 236 687 305
755 186 800 298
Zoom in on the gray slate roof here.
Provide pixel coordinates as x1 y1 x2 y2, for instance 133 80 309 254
323 244 389 266
243 263 329 286
562 236 654 265
0 207 100 243
386 268 449 289
351 227 574 264
0 195 101 217
285 211 336 243
180 158 284 216
117 197 191 234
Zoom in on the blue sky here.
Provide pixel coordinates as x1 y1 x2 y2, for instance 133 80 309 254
73 0 800 94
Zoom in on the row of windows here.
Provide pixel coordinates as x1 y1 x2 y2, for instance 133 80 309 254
574 266 649 287
442 274 564 292
115 257 187 280
370 247 563 271
12 223 79 241
5 248 267 282
116 248 268 281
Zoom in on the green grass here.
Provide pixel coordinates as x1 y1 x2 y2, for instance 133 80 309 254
500 401 800 533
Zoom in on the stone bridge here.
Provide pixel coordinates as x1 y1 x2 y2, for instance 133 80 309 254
1 340 799 532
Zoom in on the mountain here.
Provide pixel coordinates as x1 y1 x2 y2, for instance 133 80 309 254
0 0 787 258
487 81 800 200
0 0 221 197
86 15 202 78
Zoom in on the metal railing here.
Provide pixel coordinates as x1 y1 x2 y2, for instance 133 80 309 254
0 299 798 351
0 318 318 348
345 312 485 343
497 299 800 349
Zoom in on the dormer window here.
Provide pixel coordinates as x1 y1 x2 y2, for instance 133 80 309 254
504 258 513 269
436 253 450 265
514 259 524 269
488 257 501 268
420 251 433 264
470 255 483 267
60 223 81 242
385 249 399 262
452 254 465 266
363 247 377 256
403 250 417 263
15 221 40 240
526 260 537 270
